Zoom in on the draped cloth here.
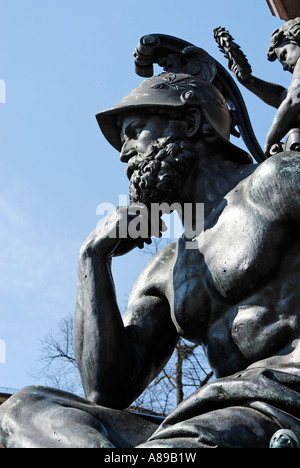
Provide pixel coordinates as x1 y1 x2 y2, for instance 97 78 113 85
137 365 300 448
2 365 300 448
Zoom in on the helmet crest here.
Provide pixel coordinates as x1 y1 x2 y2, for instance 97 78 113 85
96 34 265 164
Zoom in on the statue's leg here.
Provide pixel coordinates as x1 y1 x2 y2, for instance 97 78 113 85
0 386 161 448
137 405 279 448
136 366 300 448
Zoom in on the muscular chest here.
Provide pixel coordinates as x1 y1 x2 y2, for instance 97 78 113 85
171 200 285 341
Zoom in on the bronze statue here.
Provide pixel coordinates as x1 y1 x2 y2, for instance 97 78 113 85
215 19 300 156
1 33 300 449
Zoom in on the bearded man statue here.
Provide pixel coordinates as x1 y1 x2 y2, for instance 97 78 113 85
1 34 300 449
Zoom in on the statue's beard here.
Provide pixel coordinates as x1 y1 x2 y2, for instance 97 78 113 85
127 138 198 206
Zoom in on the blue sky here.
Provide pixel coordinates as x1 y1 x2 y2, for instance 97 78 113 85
0 0 287 390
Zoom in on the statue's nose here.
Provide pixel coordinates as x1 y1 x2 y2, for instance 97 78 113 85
120 141 137 162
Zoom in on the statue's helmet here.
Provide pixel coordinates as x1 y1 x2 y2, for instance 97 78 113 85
96 72 252 164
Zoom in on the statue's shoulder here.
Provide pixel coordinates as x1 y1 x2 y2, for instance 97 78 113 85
251 151 300 185
143 241 178 275
128 241 178 304
247 151 300 215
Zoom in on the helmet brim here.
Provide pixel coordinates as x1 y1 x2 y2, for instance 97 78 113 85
96 104 253 165
96 73 253 165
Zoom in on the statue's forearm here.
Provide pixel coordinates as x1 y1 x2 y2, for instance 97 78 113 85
74 253 136 408
239 75 286 109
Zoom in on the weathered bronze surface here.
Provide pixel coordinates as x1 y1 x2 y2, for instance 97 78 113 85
1 31 300 448
215 19 300 156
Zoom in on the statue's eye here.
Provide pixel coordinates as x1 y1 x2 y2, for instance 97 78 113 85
280 50 287 61
121 122 143 143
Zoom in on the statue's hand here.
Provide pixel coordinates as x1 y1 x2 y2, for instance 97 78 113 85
264 137 285 157
230 59 252 82
264 139 272 157
80 205 166 258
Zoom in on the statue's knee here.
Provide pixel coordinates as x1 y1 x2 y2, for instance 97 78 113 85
1 385 51 413
12 385 45 401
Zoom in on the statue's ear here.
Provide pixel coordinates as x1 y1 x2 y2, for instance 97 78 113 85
185 108 202 138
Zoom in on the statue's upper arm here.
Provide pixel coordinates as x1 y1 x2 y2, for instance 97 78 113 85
122 243 179 382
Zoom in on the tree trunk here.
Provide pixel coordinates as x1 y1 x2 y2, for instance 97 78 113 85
175 340 184 405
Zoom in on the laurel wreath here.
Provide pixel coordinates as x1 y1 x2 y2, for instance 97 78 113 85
214 27 252 81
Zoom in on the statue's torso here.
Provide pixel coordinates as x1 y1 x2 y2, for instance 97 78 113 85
167 176 300 377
